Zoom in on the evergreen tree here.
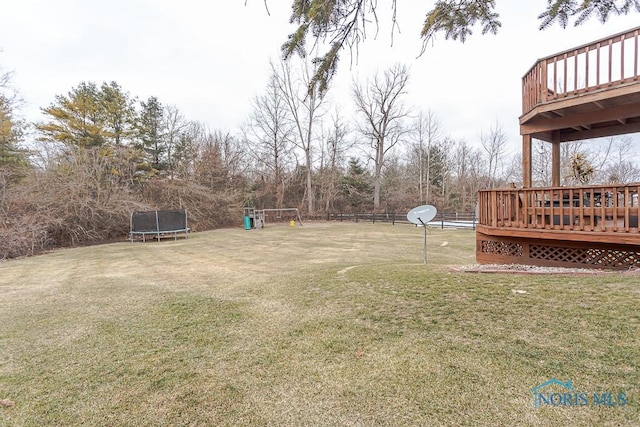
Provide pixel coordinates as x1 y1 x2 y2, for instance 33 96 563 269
0 96 27 170
38 81 138 150
137 96 165 172
100 81 137 147
1 69 30 212
38 82 106 147
341 157 373 211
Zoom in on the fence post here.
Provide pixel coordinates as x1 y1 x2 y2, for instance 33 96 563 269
372 212 375 224
392 212 395 225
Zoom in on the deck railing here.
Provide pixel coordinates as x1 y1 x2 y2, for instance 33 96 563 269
478 184 640 233
522 26 640 114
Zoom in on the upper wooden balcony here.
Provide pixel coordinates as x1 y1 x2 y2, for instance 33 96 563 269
520 26 640 143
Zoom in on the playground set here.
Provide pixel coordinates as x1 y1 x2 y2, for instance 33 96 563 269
243 207 303 230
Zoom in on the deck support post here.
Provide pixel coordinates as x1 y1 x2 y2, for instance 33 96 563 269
551 131 561 187
522 134 532 188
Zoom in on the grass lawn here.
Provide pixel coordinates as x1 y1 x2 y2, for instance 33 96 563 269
1 222 639 426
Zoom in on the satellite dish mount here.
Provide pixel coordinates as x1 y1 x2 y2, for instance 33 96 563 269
407 205 437 264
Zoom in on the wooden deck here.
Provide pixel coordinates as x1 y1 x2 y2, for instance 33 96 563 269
477 184 640 269
476 26 640 269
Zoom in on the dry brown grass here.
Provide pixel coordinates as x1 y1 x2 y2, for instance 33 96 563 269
1 222 639 426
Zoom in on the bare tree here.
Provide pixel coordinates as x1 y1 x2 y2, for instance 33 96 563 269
450 139 485 210
503 152 523 185
530 137 618 186
191 129 242 192
163 105 188 179
245 72 294 208
532 140 552 186
381 153 415 211
317 109 352 212
352 63 411 211
479 121 508 188
429 138 454 209
272 58 327 214
409 110 443 204
321 108 351 171
597 136 640 183
216 130 250 183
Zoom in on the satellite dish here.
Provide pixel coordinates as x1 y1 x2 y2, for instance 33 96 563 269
407 205 437 226
407 205 437 265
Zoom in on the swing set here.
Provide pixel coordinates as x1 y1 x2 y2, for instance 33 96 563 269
243 207 303 229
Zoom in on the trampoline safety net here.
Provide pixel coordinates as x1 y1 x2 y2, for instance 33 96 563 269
130 209 189 241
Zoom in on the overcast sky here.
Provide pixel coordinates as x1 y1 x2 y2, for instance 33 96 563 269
1 1 638 155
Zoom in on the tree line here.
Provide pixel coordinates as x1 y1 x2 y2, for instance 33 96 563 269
2 56 639 258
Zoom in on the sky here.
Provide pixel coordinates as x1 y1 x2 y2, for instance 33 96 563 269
1 1 639 155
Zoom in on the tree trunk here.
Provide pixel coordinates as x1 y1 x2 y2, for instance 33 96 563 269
373 139 384 211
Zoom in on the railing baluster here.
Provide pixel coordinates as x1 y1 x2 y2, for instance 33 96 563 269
596 42 601 87
585 46 590 88
608 38 613 85
621 36 625 81
635 30 639 80
562 53 567 94
574 50 579 94
624 187 630 231
554 56 559 95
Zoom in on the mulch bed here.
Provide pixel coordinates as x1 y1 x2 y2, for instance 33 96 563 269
451 264 629 275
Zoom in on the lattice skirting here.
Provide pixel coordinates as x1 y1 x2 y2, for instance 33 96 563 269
476 233 640 269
